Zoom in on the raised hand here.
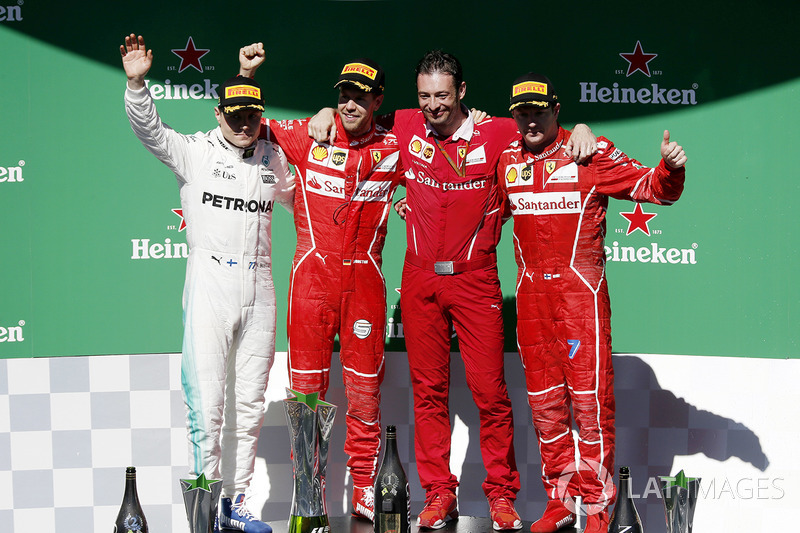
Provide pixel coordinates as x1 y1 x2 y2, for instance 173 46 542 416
239 42 265 77
120 34 152 90
661 130 687 168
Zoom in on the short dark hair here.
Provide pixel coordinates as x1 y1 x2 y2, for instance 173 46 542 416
415 50 463 90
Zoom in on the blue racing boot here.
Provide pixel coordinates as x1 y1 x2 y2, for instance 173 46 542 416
219 493 272 533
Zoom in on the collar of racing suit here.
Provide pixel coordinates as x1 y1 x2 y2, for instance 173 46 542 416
521 125 567 162
423 103 475 142
213 128 257 159
333 113 386 148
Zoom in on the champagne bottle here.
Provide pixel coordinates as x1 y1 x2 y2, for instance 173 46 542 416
608 466 643 533
114 466 149 533
374 425 410 533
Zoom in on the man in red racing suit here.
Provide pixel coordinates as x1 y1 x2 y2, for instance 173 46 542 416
240 47 403 521
380 53 595 531
497 73 687 533
308 55 594 530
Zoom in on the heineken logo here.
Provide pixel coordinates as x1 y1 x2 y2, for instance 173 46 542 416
0 160 24 183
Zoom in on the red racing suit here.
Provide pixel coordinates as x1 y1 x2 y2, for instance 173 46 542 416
498 127 685 511
262 115 403 488
384 108 520 501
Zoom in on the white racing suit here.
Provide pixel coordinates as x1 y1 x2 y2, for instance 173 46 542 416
125 86 294 496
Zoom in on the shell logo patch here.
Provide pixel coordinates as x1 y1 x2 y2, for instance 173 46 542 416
311 145 329 162
409 135 435 164
506 167 518 184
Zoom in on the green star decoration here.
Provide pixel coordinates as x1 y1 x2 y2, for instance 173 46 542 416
660 469 698 489
285 388 334 411
181 473 219 492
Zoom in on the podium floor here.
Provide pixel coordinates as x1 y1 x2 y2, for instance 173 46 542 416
269 515 581 533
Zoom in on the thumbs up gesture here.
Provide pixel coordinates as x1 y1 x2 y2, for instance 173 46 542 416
660 130 687 168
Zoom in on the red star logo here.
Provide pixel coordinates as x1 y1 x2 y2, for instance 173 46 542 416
171 37 210 73
619 41 658 77
172 208 187 231
620 203 657 236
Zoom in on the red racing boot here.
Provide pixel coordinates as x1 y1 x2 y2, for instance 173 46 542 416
416 490 458 529
351 485 375 522
489 496 522 530
529 500 575 533
582 510 609 533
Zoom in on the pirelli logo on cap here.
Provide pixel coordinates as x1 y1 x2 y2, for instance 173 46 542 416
225 85 262 100
513 81 548 97
341 63 378 80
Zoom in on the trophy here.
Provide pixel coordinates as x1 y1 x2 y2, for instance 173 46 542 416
284 389 337 533
180 473 223 533
658 470 700 533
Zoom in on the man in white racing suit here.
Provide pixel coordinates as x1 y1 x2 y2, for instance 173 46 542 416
121 34 293 533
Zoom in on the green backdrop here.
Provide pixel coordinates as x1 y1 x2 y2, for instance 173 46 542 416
1 0 797 359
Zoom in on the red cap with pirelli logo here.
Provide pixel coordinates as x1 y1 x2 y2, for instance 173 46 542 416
218 75 265 114
509 73 557 111
334 58 385 95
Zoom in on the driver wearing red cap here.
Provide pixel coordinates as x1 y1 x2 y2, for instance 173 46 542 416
239 45 404 522
498 72 686 533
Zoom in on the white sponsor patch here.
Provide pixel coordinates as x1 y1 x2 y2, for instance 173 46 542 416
503 163 533 188
353 319 372 339
304 169 345 199
466 145 487 165
307 143 350 169
353 180 392 202
509 191 582 215
544 161 578 186
408 135 435 164
608 148 624 162
374 151 399 172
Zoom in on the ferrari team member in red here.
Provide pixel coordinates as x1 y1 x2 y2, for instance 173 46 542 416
239 46 403 521
380 52 595 531
386 55 520 531
310 52 594 530
498 73 687 533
